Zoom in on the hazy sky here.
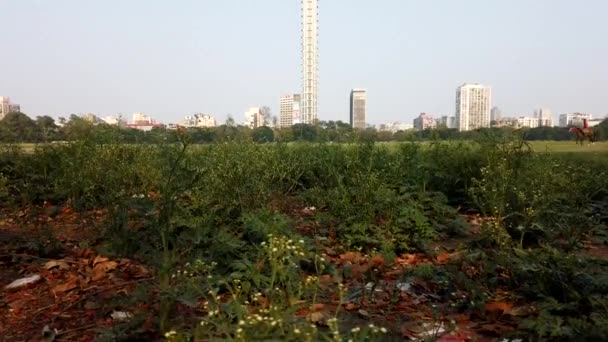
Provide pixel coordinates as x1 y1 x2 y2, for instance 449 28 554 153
2 0 607 124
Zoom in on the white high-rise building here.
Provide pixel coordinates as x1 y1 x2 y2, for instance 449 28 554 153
535 108 553 127
302 0 318 124
455 83 491 131
349 89 367 129
279 94 301 127
245 107 264 129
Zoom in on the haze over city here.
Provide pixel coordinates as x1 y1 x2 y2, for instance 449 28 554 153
1 0 607 125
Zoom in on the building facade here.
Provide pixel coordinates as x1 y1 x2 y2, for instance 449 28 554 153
245 107 264 128
558 113 592 127
302 0 318 124
132 112 155 125
279 94 301 128
517 116 540 128
349 89 367 129
0 97 20 120
413 113 436 130
535 108 553 127
455 83 491 131
184 113 216 128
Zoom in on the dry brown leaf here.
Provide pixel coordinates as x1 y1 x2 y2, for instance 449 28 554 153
91 261 118 281
436 252 452 264
52 276 78 294
310 303 325 312
484 301 513 314
344 302 358 311
371 255 385 267
44 260 70 270
308 311 326 324
92 255 109 267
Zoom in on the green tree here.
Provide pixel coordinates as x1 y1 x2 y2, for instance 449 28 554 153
0 112 40 142
252 126 274 143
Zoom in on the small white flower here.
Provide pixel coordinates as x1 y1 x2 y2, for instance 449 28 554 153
380 327 387 333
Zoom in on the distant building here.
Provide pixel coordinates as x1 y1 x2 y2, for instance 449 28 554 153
517 116 540 128
535 108 553 127
102 116 127 126
132 112 155 125
245 107 265 128
302 0 319 124
0 96 20 120
491 106 502 122
456 83 491 131
279 94 301 127
349 89 367 129
184 113 216 128
413 113 436 130
559 113 592 127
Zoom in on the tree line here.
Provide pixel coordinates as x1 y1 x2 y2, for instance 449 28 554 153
1 111 607 144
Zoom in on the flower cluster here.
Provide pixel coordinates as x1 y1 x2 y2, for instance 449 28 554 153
262 235 308 261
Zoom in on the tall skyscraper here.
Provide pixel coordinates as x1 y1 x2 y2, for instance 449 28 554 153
455 83 491 131
280 94 301 128
349 89 367 129
302 0 318 124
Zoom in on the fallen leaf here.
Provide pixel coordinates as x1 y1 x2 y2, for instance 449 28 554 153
436 252 452 264
371 255 385 267
91 260 118 281
484 301 513 314
397 254 418 265
311 303 325 312
92 255 109 267
339 252 365 264
44 260 70 270
52 276 78 294
309 311 326 324
344 302 358 311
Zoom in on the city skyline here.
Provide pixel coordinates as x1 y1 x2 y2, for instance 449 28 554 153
1 0 607 124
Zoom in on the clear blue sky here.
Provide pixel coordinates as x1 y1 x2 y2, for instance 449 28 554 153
1 0 607 124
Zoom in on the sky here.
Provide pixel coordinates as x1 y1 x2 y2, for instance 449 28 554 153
1 0 607 125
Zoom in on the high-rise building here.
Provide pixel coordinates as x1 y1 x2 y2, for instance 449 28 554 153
413 113 436 130
491 106 502 122
559 113 592 127
302 0 318 124
245 107 265 128
455 83 491 131
0 96 20 120
279 94 301 128
349 89 367 129
535 108 553 127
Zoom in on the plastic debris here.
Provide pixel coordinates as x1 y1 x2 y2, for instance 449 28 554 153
4 274 42 290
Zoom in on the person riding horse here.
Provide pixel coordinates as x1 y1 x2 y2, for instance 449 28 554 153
569 119 596 144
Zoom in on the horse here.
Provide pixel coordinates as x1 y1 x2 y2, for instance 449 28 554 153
569 127 596 145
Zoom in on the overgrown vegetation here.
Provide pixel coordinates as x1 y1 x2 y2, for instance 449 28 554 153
1 129 607 341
